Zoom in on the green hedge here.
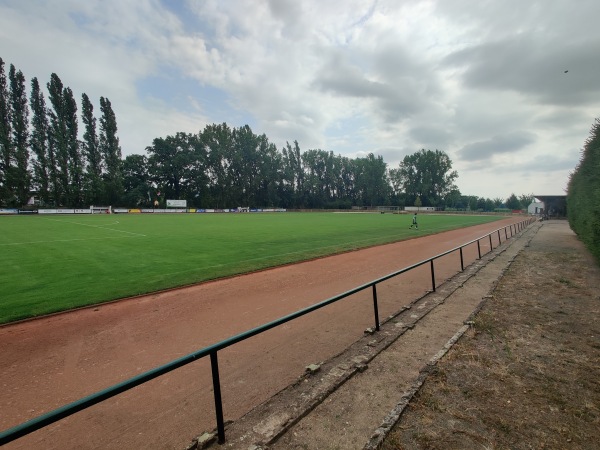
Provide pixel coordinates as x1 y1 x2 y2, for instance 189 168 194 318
567 118 600 262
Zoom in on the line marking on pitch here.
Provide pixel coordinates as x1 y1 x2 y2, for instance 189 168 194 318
1 236 144 246
44 218 146 236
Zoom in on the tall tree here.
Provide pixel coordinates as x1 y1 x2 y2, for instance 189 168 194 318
99 97 123 204
505 193 521 210
9 64 30 206
281 140 304 207
64 87 83 206
230 125 260 206
391 149 458 207
199 122 234 208
122 154 151 207
443 188 463 210
187 138 210 208
81 93 103 205
301 149 341 207
354 153 389 207
253 133 282 207
146 132 196 201
30 77 51 205
0 58 12 205
519 193 535 209
47 73 69 205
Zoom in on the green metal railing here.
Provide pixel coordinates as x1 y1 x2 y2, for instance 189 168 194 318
0 217 536 446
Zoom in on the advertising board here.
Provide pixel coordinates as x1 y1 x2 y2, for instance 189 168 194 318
166 199 187 208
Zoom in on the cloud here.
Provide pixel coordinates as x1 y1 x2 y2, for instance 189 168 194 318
457 131 537 162
409 126 453 150
1 0 599 199
444 36 600 106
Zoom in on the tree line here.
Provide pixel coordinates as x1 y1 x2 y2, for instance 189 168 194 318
567 118 600 262
1 58 122 208
0 57 534 211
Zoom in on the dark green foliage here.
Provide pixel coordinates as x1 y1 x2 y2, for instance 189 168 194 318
47 73 70 205
389 149 458 207
122 153 151 207
519 193 534 209
147 124 390 209
30 77 51 205
568 118 600 262
146 132 199 203
81 93 103 205
1 59 125 207
354 153 389 207
505 193 522 210
0 58 12 205
99 96 124 204
9 65 30 206
64 87 83 206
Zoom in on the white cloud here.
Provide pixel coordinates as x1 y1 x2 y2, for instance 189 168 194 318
1 0 599 198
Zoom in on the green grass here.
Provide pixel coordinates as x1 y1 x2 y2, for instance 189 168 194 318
0 212 503 324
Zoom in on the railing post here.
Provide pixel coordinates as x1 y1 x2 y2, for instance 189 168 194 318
489 234 493 251
210 352 226 444
459 247 464 271
505 227 508 240
430 259 436 292
477 240 481 259
372 284 380 331
498 229 501 243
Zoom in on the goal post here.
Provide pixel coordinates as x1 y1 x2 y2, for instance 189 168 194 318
90 205 112 214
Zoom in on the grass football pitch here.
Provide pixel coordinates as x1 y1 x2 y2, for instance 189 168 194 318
0 212 504 324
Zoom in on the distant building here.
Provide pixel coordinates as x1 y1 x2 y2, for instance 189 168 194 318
528 200 544 215
531 195 567 218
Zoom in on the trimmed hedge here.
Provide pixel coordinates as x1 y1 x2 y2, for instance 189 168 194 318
567 118 600 262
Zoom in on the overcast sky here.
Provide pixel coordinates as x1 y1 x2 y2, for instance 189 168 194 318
1 0 599 200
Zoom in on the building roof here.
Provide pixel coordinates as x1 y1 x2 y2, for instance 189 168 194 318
534 195 567 217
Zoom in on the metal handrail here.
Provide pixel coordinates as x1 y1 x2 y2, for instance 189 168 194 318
0 217 536 446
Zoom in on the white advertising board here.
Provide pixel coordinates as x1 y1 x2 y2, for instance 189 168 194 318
167 199 187 208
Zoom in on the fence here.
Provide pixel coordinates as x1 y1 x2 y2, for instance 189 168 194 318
0 217 536 446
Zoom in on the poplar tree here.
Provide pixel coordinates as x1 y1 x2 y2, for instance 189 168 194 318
30 77 51 205
0 58 11 205
47 73 68 205
64 87 83 206
47 74 83 206
81 93 103 205
9 64 30 206
99 96 123 204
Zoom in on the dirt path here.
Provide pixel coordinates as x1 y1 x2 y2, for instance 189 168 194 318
381 220 600 450
0 217 524 450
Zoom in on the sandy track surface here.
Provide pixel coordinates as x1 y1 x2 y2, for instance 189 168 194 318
0 217 524 450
